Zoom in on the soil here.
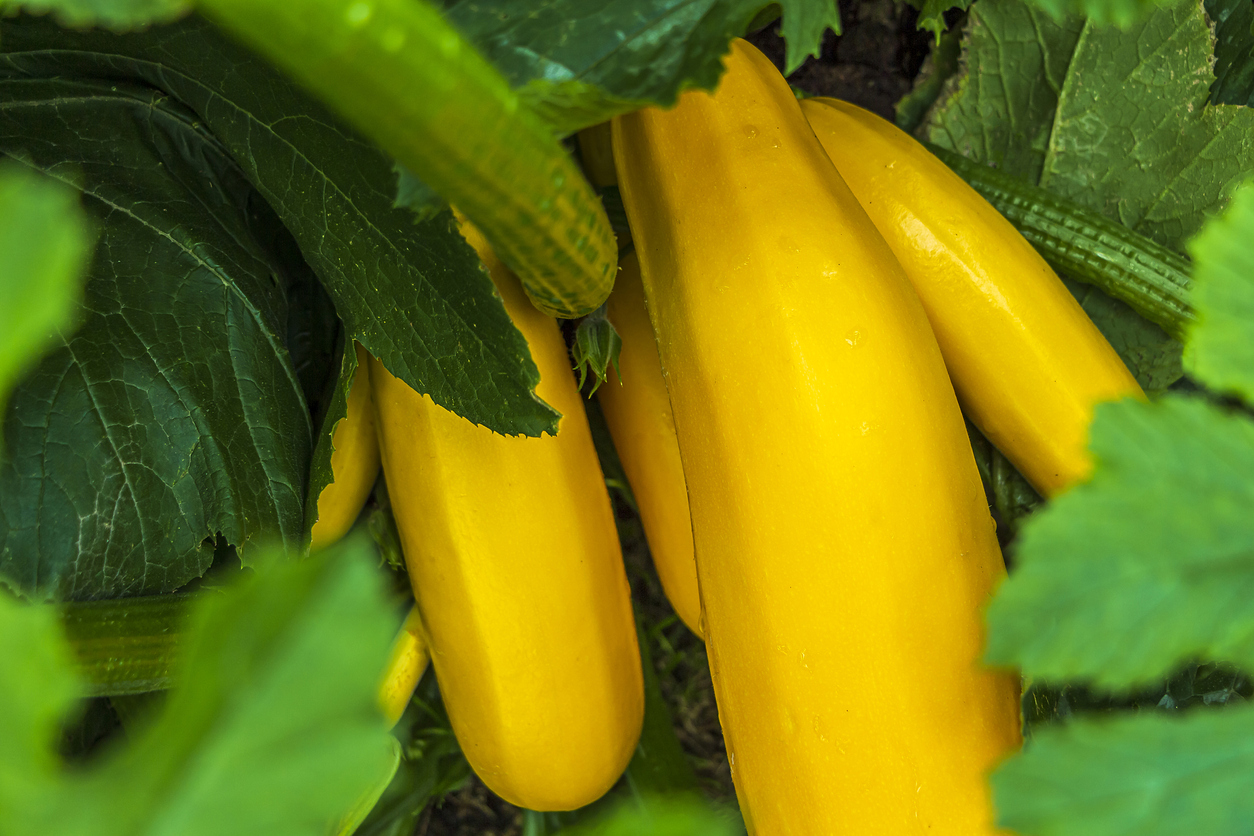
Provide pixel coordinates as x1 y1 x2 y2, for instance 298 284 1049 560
421 5 934 833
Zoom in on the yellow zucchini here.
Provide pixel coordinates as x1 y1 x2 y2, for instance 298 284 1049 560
597 251 702 637
377 605 430 727
801 98 1144 496
369 220 643 812
309 343 381 550
613 39 1020 835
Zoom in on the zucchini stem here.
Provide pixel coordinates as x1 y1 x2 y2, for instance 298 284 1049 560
927 143 1194 340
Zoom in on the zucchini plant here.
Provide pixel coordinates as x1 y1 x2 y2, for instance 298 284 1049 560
2 0 1253 833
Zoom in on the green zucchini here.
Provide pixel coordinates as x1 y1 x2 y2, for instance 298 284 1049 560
61 593 192 696
926 142 1194 340
197 0 616 319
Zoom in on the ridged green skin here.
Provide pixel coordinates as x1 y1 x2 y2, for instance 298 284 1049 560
928 143 1194 340
198 0 616 319
61 593 192 696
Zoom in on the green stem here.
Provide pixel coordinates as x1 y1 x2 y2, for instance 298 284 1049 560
197 0 616 319
61 593 193 696
927 143 1194 340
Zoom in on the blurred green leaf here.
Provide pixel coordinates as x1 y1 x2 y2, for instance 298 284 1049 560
1185 180 1254 402
1 537 397 836
0 0 187 30
557 794 740 836
993 706 1254 836
986 395 1254 688
0 590 80 832
0 163 93 431
354 671 471 836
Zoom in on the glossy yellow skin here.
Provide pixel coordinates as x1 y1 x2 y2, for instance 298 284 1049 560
598 252 702 637
369 221 643 812
378 605 430 727
801 98 1144 496
614 40 1021 835
309 343 381 550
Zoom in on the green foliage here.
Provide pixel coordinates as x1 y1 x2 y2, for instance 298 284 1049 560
1028 0 1170 27
445 0 841 137
1 15 558 438
573 307 623 395
0 0 186 30
0 162 93 429
922 0 1254 391
994 706 1254 836
1185 180 1254 401
1207 0 1254 106
905 0 972 41
557 794 740 836
895 20 962 129
986 395 1254 687
987 175 1254 836
0 588 80 828
0 537 397 836
0 78 311 601
353 671 472 836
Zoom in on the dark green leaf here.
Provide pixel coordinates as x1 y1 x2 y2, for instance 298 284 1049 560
445 0 840 136
1185 179 1254 402
918 0 1254 390
1207 0 1254 106
392 166 447 221
922 0 1084 182
0 0 187 30
985 396 1254 688
0 162 93 428
1039 0 1254 252
0 79 310 601
0 15 560 437
993 706 1254 836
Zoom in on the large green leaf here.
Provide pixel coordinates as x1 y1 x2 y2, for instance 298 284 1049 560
993 706 1254 836
985 395 1254 688
0 78 309 601
444 0 840 137
922 0 1254 391
0 15 560 439
0 163 94 430
1185 180 1254 401
0 537 398 836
